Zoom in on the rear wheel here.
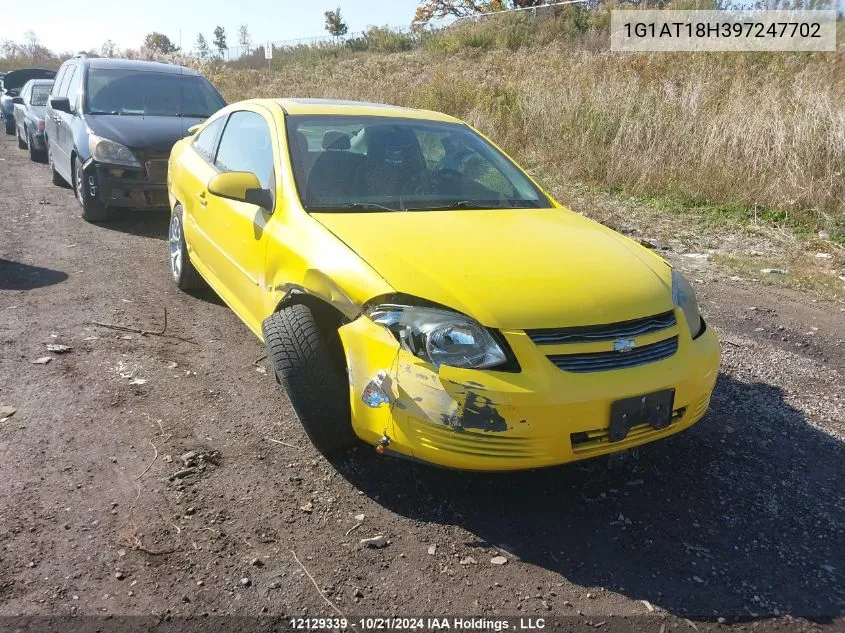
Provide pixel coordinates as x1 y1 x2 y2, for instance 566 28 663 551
168 204 204 290
263 305 357 455
4 119 14 135
27 131 43 162
74 156 109 223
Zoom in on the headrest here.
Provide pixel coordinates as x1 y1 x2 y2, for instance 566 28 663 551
322 130 351 151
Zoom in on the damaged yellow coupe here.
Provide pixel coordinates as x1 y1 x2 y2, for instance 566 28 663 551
167 98 720 471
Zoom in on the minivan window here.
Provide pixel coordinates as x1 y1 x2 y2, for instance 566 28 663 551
85 69 225 117
51 66 68 96
65 68 82 109
56 66 76 98
215 111 274 191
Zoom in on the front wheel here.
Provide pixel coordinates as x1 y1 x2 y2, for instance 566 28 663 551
263 305 357 456
168 204 204 290
74 157 109 222
17 127 26 149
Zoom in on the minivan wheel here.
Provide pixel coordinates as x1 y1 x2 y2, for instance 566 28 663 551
168 204 204 290
74 157 109 223
263 305 357 456
4 119 14 135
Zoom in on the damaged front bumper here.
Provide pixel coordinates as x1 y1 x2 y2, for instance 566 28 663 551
82 158 169 209
339 314 720 471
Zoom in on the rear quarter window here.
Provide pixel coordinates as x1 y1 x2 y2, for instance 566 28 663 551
192 116 226 162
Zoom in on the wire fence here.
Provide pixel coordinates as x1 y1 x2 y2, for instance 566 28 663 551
197 0 588 60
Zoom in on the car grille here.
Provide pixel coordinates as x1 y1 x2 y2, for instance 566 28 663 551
548 336 679 373
526 311 677 345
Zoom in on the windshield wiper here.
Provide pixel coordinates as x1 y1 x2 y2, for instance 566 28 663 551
340 202 400 212
409 200 487 211
178 113 211 118
311 202 400 212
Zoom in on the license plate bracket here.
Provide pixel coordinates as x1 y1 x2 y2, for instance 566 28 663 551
608 389 675 442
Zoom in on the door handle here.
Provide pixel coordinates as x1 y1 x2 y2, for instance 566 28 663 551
198 190 207 207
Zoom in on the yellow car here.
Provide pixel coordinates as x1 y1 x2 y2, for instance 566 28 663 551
167 98 720 471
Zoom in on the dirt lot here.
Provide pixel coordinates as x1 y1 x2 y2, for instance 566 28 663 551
0 132 844 632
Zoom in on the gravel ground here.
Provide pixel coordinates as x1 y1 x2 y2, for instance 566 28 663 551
0 133 843 632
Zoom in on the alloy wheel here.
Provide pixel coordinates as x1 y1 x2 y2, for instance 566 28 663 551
169 213 183 280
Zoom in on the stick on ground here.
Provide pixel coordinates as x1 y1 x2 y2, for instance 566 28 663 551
290 549 345 617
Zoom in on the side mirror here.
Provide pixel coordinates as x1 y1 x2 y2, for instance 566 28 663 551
11 97 24 105
208 171 274 211
187 123 202 135
49 96 71 113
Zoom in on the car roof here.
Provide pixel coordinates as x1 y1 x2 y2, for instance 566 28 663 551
269 98 462 123
82 58 201 76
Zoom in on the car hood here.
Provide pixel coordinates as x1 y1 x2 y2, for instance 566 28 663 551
85 114 206 150
313 208 675 330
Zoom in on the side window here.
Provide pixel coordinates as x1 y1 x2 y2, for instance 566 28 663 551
192 116 226 163
214 111 275 191
57 66 76 98
65 68 82 110
51 65 68 97
20 84 30 104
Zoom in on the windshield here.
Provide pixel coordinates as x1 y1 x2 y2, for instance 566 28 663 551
85 69 224 117
287 115 550 212
30 85 51 106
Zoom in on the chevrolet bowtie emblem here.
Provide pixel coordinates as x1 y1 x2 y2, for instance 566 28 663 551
612 338 636 353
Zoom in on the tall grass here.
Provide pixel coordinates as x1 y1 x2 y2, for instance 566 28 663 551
213 14 843 234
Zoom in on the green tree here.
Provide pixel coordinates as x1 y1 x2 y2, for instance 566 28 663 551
195 33 210 59
324 7 349 38
413 0 547 24
101 39 118 57
143 32 179 53
213 25 227 58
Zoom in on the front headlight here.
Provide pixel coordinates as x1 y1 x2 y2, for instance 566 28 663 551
672 269 704 339
88 134 140 168
370 305 507 370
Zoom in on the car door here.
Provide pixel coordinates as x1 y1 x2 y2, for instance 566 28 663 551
14 83 29 136
49 63 75 179
45 64 68 159
203 108 277 327
59 66 82 174
178 114 227 281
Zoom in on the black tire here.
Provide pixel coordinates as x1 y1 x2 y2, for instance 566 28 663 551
48 143 66 186
74 156 109 222
17 127 26 149
4 119 14 135
263 305 356 455
168 204 204 290
27 132 43 162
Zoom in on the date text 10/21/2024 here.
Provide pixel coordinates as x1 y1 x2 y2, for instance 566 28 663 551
289 617 549 631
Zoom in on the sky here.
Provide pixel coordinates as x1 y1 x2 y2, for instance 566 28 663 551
0 0 424 54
